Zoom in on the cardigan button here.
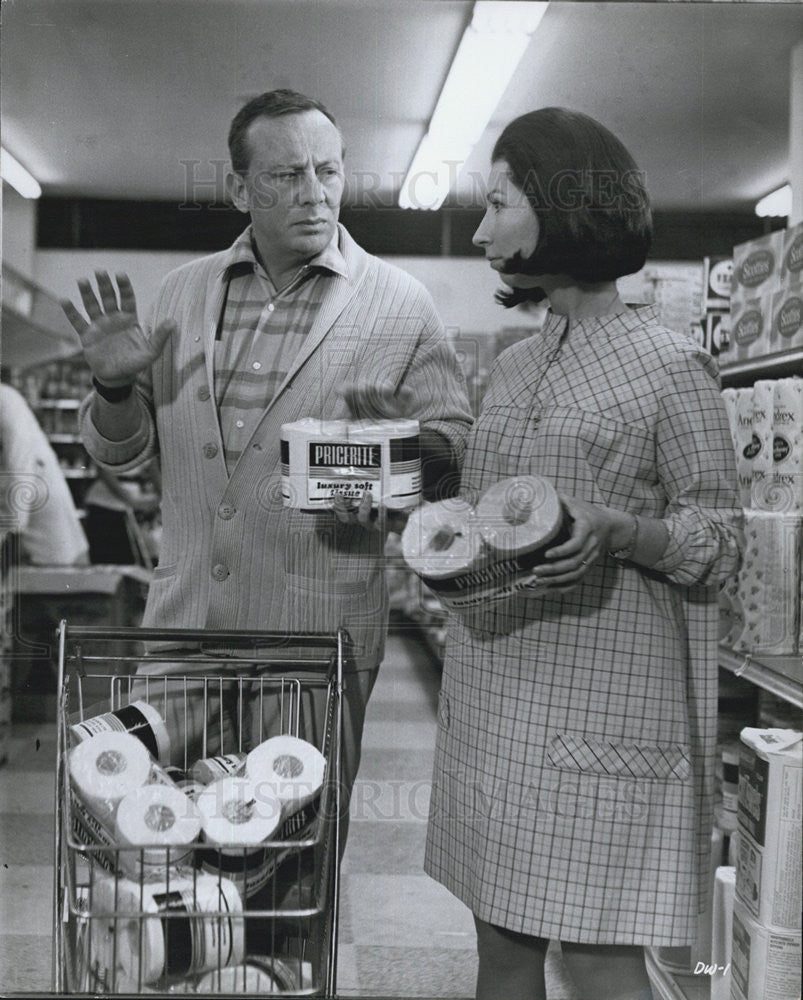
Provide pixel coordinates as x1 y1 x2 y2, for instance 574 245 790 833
218 503 236 520
198 385 211 401
211 563 229 581
203 443 218 459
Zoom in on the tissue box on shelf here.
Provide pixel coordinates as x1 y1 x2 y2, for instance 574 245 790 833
729 512 802 656
731 229 784 303
769 281 803 353
728 291 774 363
735 729 802 932
780 220 803 286
730 898 801 1000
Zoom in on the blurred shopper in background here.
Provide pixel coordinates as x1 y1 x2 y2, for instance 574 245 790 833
424 108 743 1000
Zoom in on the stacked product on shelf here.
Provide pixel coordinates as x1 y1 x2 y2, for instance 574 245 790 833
701 254 734 358
66 706 322 994
720 376 803 659
730 729 802 1000
722 222 803 365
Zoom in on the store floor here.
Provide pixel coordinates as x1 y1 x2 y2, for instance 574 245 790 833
0 626 578 998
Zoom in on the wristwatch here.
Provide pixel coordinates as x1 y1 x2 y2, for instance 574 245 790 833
609 512 639 560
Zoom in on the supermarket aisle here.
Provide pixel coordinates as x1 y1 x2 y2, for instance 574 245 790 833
336 624 479 997
0 720 57 993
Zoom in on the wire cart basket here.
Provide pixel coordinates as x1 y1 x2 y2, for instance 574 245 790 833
53 621 350 996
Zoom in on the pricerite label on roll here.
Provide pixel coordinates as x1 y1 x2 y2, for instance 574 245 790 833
281 418 421 510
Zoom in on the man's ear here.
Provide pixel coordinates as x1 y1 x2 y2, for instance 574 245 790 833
227 171 250 214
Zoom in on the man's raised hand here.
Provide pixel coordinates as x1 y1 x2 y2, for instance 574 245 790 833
61 271 175 387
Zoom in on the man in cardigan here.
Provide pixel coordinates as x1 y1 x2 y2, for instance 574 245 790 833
62 90 471 848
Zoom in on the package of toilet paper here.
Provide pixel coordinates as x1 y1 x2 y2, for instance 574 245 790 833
280 417 421 510
88 872 244 990
401 476 571 610
189 753 247 785
731 512 802 655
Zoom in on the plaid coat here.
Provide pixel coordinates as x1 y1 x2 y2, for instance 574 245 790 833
424 306 742 945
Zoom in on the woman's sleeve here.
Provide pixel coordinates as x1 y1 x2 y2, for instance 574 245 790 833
651 349 744 586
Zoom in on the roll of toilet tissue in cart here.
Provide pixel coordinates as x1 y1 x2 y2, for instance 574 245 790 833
70 700 171 765
70 730 154 822
89 872 244 990
246 734 326 816
114 782 202 879
195 775 284 898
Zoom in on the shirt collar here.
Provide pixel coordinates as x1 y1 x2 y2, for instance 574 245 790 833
221 225 349 283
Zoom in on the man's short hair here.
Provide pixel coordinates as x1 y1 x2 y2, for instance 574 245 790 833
228 89 338 174
492 107 652 297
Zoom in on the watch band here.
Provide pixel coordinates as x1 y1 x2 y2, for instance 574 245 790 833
609 512 639 561
92 377 134 403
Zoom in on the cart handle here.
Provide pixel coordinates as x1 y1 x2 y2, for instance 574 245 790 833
58 623 352 649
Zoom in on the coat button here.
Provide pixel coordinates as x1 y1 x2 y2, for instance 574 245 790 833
211 563 229 581
198 386 211 401
203 443 218 459
218 503 235 520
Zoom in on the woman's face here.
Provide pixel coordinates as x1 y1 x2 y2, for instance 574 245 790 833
472 160 540 272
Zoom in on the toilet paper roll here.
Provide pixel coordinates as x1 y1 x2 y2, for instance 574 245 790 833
748 380 775 506
401 497 481 578
734 511 802 654
114 784 202 879
475 475 569 561
69 731 153 820
733 387 757 508
246 735 326 816
195 957 298 993
89 873 244 990
348 418 421 509
195 776 283 898
757 377 803 513
281 418 366 509
70 700 171 764
189 753 247 785
721 388 740 454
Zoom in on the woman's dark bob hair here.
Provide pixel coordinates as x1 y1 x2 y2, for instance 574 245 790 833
491 107 652 307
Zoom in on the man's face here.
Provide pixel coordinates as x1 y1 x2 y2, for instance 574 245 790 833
230 110 345 273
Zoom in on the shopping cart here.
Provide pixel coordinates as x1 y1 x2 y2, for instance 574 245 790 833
53 621 350 996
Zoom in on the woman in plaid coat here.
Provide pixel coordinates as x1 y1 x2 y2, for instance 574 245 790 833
424 109 743 1000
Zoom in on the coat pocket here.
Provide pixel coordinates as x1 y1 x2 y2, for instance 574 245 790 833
546 731 691 781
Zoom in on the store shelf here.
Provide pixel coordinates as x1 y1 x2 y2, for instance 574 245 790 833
645 949 710 1000
720 346 803 386
719 645 803 709
37 399 82 409
48 434 82 444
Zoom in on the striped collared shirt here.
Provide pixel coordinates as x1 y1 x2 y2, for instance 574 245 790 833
214 226 348 472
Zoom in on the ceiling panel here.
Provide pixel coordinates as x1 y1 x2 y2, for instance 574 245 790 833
1 0 802 211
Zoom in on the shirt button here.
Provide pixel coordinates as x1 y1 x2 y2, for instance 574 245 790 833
235 419 245 429
198 386 211 401
252 361 262 371
203 443 218 459
268 303 275 312
218 503 235 520
211 563 229 581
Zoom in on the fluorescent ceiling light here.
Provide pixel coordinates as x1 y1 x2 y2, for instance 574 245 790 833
399 1 549 210
755 184 791 218
1 147 42 199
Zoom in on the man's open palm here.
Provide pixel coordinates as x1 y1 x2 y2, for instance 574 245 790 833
61 271 175 387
